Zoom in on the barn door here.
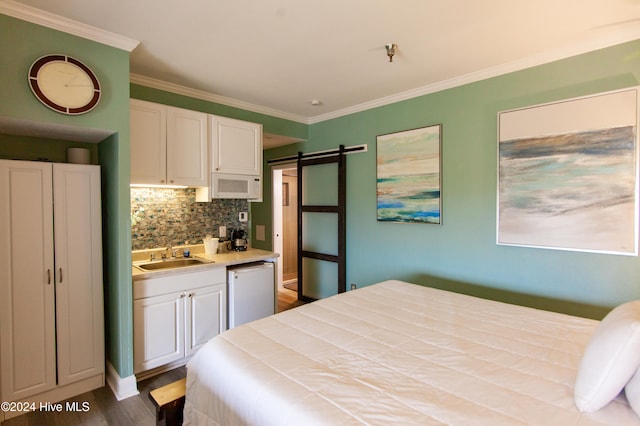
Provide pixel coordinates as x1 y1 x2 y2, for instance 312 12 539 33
297 146 346 302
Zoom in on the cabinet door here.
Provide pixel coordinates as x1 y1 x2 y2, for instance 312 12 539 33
130 99 167 184
134 292 185 374
53 164 104 386
167 106 208 186
0 160 56 401
185 284 227 357
210 115 262 176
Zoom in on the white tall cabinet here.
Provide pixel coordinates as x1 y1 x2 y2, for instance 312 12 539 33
0 160 104 417
130 99 208 187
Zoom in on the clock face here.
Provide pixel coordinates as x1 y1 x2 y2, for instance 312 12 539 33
28 55 101 115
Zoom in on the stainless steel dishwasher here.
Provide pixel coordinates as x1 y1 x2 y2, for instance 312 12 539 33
227 262 275 329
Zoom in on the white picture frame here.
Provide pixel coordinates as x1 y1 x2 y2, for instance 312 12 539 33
497 87 639 255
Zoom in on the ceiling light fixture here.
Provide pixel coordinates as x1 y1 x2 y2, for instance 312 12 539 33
310 99 322 106
385 43 397 62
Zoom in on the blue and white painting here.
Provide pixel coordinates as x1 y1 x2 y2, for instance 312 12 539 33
377 125 441 224
498 88 638 255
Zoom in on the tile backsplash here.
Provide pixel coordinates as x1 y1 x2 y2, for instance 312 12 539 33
131 187 248 250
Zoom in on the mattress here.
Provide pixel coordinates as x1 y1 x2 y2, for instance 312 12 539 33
184 280 640 425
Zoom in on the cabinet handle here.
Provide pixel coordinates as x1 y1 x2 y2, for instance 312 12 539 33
188 293 194 298
160 179 165 183
59 268 63 283
47 269 51 285
180 294 185 298
170 180 174 184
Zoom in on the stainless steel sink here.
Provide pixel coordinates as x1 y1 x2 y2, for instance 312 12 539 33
135 258 210 271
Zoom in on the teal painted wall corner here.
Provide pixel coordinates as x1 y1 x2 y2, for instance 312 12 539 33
1 14 134 378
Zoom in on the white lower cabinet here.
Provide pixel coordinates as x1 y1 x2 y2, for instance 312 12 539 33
134 291 185 372
186 285 226 356
133 267 226 375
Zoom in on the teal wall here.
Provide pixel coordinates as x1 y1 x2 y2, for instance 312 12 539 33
0 134 99 163
0 15 134 376
259 39 640 319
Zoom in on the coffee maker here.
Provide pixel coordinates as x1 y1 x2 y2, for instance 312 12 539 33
228 229 248 251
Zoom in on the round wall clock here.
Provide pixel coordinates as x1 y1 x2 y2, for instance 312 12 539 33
28 54 101 115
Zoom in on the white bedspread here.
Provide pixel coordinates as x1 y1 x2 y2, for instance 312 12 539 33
184 280 640 425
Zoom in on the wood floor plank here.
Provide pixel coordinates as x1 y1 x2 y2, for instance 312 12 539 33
278 287 306 312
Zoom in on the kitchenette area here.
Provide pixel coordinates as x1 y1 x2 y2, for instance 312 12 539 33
0 95 289 418
129 99 279 380
0 13 311 418
131 242 277 380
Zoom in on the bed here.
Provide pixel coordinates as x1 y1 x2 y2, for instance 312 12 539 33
184 280 640 425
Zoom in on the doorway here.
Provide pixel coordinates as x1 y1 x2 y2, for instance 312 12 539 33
271 144 361 302
272 164 298 294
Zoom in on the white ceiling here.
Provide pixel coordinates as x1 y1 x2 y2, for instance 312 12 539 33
4 0 640 126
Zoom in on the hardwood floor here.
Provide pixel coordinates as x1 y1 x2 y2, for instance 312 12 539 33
2 366 186 426
277 285 306 312
3 290 305 425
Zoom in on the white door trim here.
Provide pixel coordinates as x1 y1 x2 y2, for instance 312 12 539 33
271 162 296 290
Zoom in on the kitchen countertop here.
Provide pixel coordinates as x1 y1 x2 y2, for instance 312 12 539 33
132 247 279 281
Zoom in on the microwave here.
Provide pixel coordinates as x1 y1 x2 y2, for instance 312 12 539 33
212 173 261 199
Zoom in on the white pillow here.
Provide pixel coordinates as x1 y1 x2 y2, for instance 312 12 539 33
574 300 640 412
625 367 640 416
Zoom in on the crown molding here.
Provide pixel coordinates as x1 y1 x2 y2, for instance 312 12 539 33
0 0 139 52
132 27 640 126
308 29 640 124
7 0 635 125
130 74 310 124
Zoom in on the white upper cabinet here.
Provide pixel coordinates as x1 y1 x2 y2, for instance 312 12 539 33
167 107 208 186
130 99 166 184
210 115 262 176
195 115 263 201
130 99 207 187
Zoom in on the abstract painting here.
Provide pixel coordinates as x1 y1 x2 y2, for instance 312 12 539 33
498 88 639 255
377 125 442 224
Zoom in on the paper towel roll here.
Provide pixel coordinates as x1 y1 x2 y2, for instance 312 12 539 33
67 148 90 164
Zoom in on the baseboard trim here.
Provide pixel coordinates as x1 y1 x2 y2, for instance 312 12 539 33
106 361 139 401
134 358 189 382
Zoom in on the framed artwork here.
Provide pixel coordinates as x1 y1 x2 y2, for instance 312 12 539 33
497 87 639 255
377 124 442 224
